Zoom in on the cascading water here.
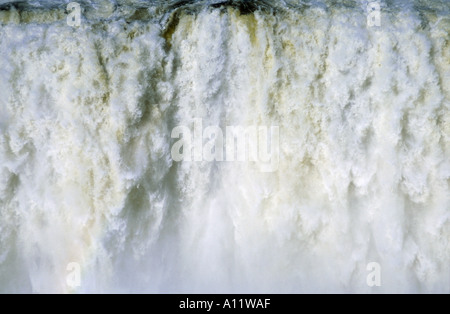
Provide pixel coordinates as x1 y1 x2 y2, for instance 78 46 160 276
0 0 449 293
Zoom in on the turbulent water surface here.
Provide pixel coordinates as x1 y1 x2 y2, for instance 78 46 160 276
0 0 449 293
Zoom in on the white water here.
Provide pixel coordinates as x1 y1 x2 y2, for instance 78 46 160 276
0 0 449 293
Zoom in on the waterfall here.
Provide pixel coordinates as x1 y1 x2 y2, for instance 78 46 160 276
0 0 448 293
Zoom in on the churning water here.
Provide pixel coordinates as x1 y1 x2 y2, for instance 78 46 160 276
0 0 449 293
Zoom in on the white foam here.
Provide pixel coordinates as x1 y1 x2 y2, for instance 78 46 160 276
0 1 448 293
